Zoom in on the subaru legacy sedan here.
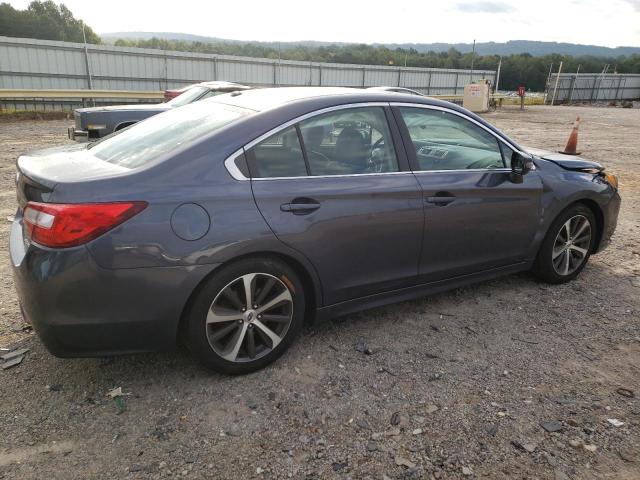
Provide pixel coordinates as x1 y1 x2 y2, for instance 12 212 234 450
11 88 620 374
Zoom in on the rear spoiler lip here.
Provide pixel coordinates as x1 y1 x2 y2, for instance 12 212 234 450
17 155 58 190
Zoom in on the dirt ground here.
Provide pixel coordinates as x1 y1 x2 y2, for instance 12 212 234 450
0 105 639 480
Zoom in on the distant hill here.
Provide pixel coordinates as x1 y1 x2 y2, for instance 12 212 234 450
100 32 640 57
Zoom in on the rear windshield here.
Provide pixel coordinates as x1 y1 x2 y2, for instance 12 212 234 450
89 101 252 168
166 85 209 107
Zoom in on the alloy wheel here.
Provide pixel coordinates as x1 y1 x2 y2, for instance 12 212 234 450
205 273 293 363
552 214 592 276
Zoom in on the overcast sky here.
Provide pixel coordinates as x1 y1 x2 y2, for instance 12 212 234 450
7 0 640 47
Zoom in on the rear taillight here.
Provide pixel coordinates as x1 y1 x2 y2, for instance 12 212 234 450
23 201 147 248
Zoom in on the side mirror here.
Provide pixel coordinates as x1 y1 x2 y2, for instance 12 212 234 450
510 151 534 184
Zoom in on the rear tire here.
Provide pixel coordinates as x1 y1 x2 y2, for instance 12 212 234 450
185 257 305 375
532 204 596 284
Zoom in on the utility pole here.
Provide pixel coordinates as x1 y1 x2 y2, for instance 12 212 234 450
82 24 94 106
543 62 553 104
494 56 502 93
550 61 563 106
469 39 476 83
568 64 580 103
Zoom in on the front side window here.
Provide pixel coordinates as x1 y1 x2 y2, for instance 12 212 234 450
247 106 400 178
299 107 399 175
398 107 505 171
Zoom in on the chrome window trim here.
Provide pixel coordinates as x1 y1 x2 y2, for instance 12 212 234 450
244 102 390 152
222 101 530 181
251 171 416 181
224 149 248 181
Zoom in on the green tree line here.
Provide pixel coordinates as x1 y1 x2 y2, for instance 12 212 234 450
114 38 640 92
0 1 100 44
1 2 639 92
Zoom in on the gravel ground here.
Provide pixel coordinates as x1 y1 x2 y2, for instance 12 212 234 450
0 105 639 479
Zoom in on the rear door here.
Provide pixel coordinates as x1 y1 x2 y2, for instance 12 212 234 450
248 104 424 305
392 104 543 282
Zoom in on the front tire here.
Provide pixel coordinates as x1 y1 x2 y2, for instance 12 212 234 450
532 204 596 284
185 257 305 374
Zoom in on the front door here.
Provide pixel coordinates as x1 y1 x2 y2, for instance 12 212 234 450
393 105 543 282
248 105 424 305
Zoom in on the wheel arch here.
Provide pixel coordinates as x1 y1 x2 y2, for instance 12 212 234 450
574 198 604 252
176 251 322 344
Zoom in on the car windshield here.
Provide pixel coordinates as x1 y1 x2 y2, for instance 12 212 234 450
166 86 210 107
89 101 252 168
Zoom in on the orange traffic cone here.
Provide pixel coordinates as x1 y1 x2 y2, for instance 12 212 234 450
560 117 581 155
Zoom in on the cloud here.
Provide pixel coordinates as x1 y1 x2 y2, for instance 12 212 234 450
621 0 640 11
455 1 515 13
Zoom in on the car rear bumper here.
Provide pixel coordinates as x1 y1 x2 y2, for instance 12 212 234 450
10 217 215 357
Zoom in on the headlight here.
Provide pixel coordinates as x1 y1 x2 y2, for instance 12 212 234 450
87 124 106 130
602 172 618 190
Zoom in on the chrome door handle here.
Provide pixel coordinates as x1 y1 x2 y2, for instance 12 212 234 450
280 201 321 214
425 196 456 206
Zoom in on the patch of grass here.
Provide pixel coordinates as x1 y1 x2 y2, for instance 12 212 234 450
0 110 70 122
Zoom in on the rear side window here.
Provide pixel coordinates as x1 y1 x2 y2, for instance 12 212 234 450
246 126 308 178
398 107 505 171
247 106 399 178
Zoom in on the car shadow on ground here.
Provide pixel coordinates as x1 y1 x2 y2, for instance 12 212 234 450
10 257 632 390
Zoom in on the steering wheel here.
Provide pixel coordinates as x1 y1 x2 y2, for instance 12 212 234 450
364 137 388 172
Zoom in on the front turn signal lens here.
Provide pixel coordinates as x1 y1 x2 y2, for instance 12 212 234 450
603 173 618 190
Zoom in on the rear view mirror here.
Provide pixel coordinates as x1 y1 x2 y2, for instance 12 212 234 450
510 152 534 183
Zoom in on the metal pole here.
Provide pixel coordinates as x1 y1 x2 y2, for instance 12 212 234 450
82 25 94 106
615 75 624 101
550 61 563 106
543 63 553 104
163 53 168 91
454 72 459 95
426 71 432 95
568 65 580 103
318 64 322 86
593 64 609 102
397 68 401 87
494 57 502 93
362 67 366 87
469 39 475 82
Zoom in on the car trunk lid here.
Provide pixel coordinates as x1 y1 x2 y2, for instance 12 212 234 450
16 144 130 208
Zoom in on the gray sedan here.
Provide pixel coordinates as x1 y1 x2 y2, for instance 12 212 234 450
68 81 250 141
12 88 620 374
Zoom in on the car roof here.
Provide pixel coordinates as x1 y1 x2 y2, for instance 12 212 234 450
203 87 523 154
212 86 452 112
